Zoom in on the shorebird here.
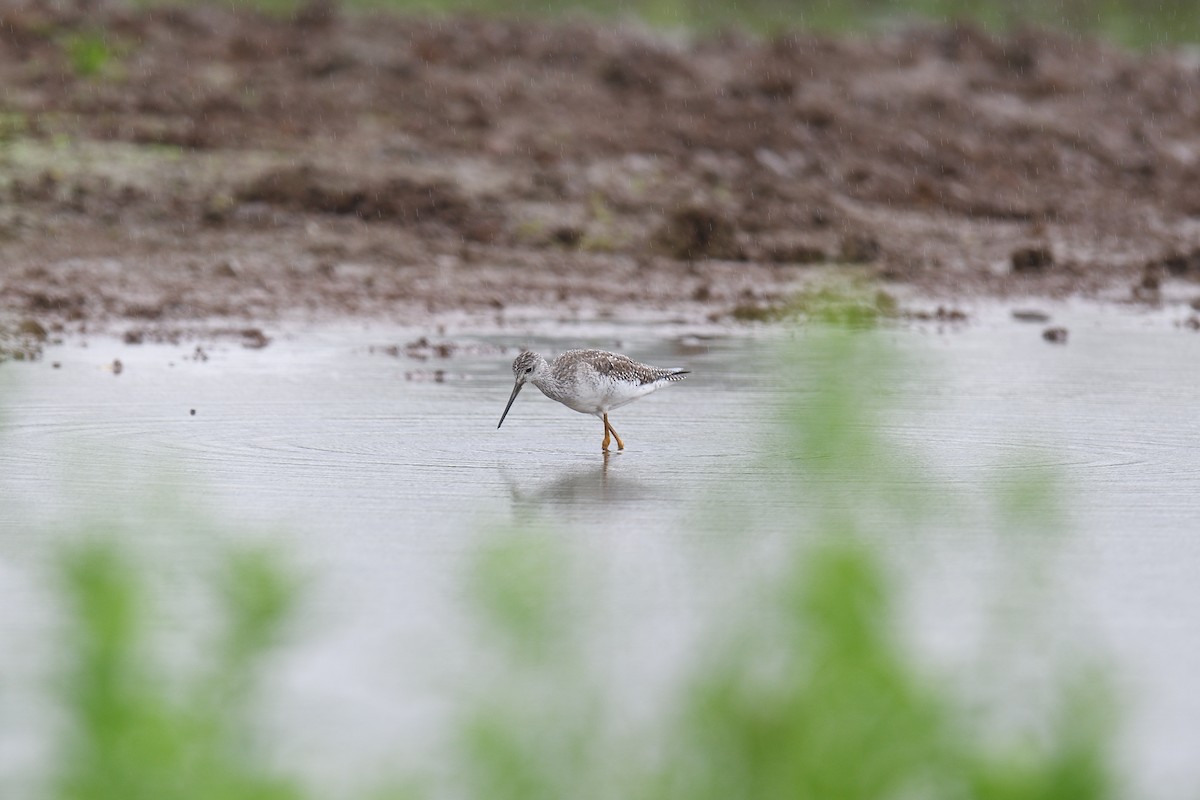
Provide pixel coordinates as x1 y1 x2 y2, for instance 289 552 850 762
497 349 690 451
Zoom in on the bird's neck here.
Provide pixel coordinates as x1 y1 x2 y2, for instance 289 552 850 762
532 371 567 400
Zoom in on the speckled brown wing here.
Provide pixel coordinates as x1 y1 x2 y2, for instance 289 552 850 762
550 349 689 388
585 350 688 385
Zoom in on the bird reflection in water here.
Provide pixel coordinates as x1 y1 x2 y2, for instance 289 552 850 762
501 451 657 515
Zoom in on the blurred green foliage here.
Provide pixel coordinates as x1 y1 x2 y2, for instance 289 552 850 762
458 322 1116 800
53 543 303 800
655 536 1115 800
61 31 113 79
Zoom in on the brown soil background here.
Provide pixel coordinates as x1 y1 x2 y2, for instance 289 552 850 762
4 3 1200 339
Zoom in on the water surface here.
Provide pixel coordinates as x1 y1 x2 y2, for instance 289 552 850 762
1 303 1198 797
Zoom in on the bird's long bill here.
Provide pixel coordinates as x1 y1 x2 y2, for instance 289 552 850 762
497 381 523 429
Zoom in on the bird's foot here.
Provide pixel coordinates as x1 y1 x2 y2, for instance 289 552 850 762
602 412 625 451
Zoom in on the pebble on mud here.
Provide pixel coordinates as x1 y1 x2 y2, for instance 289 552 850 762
551 225 584 248
1042 327 1068 343
874 291 899 316
652 204 740 261
1140 265 1162 291
213 259 239 279
203 193 237 224
1011 246 1055 274
240 328 270 349
764 237 828 265
1132 264 1163 303
16 319 48 341
839 233 882 264
1151 248 1200 277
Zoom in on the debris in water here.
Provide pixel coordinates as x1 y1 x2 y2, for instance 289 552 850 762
1042 327 1068 344
1011 246 1054 274
908 306 967 323
241 328 270 349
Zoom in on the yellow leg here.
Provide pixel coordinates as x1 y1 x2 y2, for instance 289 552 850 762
603 414 625 451
601 422 611 452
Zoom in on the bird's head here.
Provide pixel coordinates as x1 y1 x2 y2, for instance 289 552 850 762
498 351 545 429
511 350 545 385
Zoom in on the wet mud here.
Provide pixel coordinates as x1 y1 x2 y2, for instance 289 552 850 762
4 4 1200 339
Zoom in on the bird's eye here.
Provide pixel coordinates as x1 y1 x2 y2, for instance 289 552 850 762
525 367 533 374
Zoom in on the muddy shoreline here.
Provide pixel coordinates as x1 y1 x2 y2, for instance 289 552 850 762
4 5 1200 346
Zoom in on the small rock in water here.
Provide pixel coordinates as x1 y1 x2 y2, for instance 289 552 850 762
1011 246 1054 274
1012 309 1050 323
111 358 124 374
241 328 270 349
1042 327 1068 344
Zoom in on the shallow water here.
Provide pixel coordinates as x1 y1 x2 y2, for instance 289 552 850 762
2 303 1199 797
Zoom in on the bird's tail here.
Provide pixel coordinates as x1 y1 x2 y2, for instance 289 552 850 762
660 369 690 383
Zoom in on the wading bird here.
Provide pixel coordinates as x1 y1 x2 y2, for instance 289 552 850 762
497 349 690 451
